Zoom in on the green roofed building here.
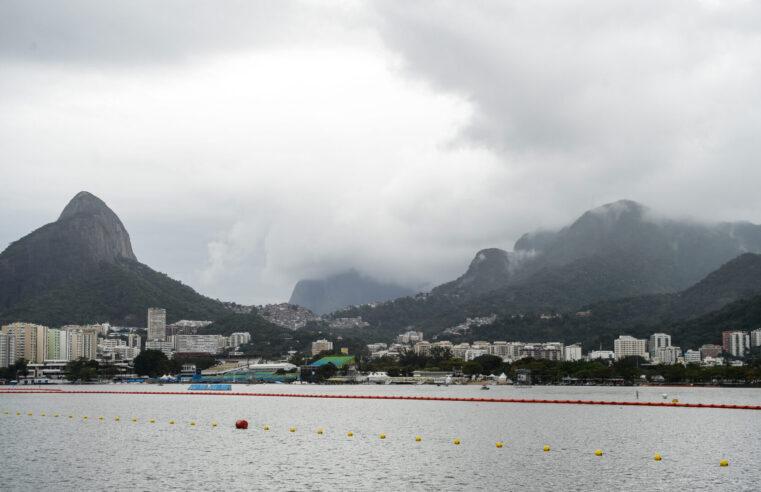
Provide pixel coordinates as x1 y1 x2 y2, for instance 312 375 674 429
310 356 355 368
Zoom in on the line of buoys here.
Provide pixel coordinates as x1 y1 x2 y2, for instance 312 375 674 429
2 390 758 411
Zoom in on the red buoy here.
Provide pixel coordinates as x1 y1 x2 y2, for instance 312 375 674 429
235 419 248 429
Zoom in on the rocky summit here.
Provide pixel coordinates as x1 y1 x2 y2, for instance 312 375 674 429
0 191 229 325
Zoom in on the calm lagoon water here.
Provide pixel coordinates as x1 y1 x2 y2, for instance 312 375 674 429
1 384 760 491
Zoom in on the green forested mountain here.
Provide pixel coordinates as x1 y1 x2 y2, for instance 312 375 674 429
0 192 231 326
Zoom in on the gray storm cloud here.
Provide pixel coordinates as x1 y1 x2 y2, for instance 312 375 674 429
1 1 760 304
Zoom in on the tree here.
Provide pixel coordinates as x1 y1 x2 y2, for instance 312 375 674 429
65 358 99 382
133 349 171 378
463 361 483 376
316 362 337 381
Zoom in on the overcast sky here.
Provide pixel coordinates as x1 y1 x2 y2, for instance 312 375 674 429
2 0 761 304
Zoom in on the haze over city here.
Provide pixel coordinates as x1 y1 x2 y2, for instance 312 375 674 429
2 0 761 304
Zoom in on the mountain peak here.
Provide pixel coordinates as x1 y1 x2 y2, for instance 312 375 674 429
59 191 113 220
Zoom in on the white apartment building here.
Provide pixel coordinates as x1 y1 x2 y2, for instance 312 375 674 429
614 336 648 360
452 343 470 359
2 322 47 363
147 308 167 341
396 331 424 344
69 330 98 360
311 339 333 356
464 348 488 361
588 350 615 361
751 328 761 348
649 333 671 358
413 341 432 357
175 335 224 354
726 331 751 358
229 332 251 348
655 346 682 365
683 350 701 363
145 340 174 358
564 344 583 362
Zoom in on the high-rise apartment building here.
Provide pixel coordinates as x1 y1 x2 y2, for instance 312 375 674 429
311 339 333 356
47 329 71 361
614 335 648 360
751 328 761 348
1 322 47 363
0 333 16 368
726 331 750 358
649 333 671 358
147 308 167 341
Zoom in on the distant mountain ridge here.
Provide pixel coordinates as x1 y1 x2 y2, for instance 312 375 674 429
0 191 231 325
338 200 761 339
289 270 414 315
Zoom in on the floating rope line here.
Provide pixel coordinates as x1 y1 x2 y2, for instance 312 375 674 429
1 389 760 410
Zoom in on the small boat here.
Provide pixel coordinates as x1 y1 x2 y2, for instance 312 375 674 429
481 384 490 390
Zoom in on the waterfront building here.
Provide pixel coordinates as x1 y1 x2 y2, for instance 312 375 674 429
649 333 671 358
47 329 71 361
413 341 432 357
311 339 333 356
464 348 487 361
452 343 470 359
0 333 16 368
2 322 47 363
69 329 98 360
490 341 509 357
751 328 761 348
588 350 615 361
147 308 167 341
614 336 648 360
726 331 751 358
655 346 682 365
684 350 701 363
520 343 563 361
146 340 174 358
699 344 722 359
564 344 583 361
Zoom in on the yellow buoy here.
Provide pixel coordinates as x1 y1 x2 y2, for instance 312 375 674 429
150 419 155 423
654 455 662 461
348 431 353 437
720 460 728 467
115 417 119 421
672 399 679 403
98 416 103 420
54 414 59 417
317 429 323 434
264 426 269 430
454 439 460 445
595 450 603 456
496 442 503 448
415 436 421 442
213 423 217 427
543 446 550 452
190 422 196 426
380 434 386 439
83 416 87 419
3 411 7 414
16 412 20 415
68 415 72 418
169 420 175 424
132 418 136 422
41 413 46 416
28 412 32 416
290 427 295 432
